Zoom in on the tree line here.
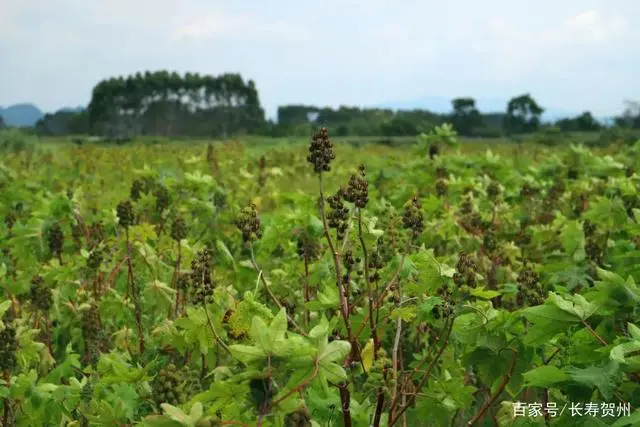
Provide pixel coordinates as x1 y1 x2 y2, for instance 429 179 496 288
29 70 640 139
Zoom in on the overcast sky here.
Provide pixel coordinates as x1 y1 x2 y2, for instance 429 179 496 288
1 0 638 117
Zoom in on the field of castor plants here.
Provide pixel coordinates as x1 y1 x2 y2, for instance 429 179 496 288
0 126 640 427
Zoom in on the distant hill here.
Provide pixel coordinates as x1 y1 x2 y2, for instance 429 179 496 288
0 104 87 127
0 103 44 127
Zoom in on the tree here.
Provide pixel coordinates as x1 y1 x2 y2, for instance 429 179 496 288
503 94 544 134
0 114 5 129
556 111 601 132
614 100 640 129
450 97 482 136
86 70 267 138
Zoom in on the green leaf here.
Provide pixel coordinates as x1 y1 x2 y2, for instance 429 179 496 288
610 341 640 364
189 402 203 421
161 404 191 426
521 302 581 323
628 323 640 340
548 293 598 320
566 362 618 400
320 362 348 383
612 409 640 427
250 316 272 353
216 239 235 270
228 345 267 363
522 365 568 388
269 308 287 342
561 220 585 259
470 287 501 300
319 340 350 364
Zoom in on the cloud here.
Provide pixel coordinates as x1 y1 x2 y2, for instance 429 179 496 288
0 0 638 116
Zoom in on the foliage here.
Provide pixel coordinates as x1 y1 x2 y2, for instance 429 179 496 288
0 129 640 426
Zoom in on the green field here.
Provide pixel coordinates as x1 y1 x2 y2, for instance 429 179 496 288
0 129 639 426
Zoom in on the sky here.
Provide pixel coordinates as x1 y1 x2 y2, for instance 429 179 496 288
1 0 639 118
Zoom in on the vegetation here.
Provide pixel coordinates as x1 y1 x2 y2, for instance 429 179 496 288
18 70 640 141
0 125 639 426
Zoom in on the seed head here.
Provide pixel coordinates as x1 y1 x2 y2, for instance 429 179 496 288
327 188 349 241
130 179 145 201
116 200 135 228
190 248 215 305
4 212 16 229
154 185 170 213
47 223 64 256
0 321 17 372
345 164 369 208
30 275 52 312
402 196 424 240
170 216 187 242
307 127 335 173
87 248 103 270
236 204 262 244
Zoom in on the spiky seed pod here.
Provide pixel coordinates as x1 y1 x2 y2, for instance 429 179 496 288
47 223 64 257
116 200 134 228
4 212 16 230
170 216 187 242
180 366 202 397
516 262 545 306
81 381 93 403
520 183 539 199
87 248 103 270
343 250 355 280
583 220 596 238
307 127 335 173
487 181 500 202
459 196 473 215
154 185 170 213
152 364 187 406
67 188 74 200
296 233 321 261
82 304 101 337
235 204 262 244
0 322 18 372
130 179 145 201
435 179 448 197
402 196 424 240
30 275 52 312
284 408 312 427
89 221 105 246
190 248 215 305
327 188 349 240
345 164 369 208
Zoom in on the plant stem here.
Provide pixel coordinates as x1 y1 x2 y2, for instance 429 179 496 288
466 348 517 426
249 244 306 336
318 173 357 359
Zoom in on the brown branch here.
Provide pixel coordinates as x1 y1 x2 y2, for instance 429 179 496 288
249 245 307 336
271 360 320 407
466 348 518 426
390 319 454 425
